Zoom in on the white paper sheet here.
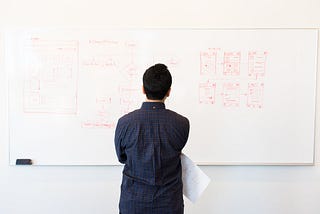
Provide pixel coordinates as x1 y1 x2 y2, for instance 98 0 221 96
181 153 211 203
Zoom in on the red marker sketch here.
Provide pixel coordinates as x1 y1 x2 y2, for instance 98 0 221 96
82 120 115 129
25 77 40 91
81 96 115 129
247 83 264 108
125 41 137 49
88 39 119 46
24 92 41 107
95 96 112 112
119 41 140 78
200 50 217 75
164 57 180 67
153 55 181 68
223 52 241 76
23 38 79 114
122 61 139 77
119 85 140 114
221 83 240 107
82 39 120 72
199 82 216 104
82 56 117 70
248 51 267 79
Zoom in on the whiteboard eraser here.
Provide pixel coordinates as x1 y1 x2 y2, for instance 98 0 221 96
16 159 33 165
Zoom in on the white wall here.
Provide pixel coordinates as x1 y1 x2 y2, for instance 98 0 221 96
1 0 320 213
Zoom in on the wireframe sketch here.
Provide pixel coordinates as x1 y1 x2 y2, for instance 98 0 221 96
200 50 217 75
221 83 240 107
23 38 79 114
248 51 267 79
247 83 264 108
199 82 216 104
223 52 241 76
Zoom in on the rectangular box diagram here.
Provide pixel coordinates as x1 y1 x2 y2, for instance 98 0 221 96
199 82 216 104
247 83 264 108
222 83 240 107
248 51 267 79
23 39 79 114
200 50 217 75
223 52 241 76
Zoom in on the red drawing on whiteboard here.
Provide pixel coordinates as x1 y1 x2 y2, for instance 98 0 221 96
25 77 40 91
23 39 79 114
119 86 140 114
247 83 264 108
81 96 115 129
221 83 240 107
223 52 241 76
83 39 120 72
153 55 181 68
119 41 140 78
24 92 41 107
88 39 119 46
164 57 180 67
95 96 112 113
125 41 137 49
248 51 267 79
199 82 216 104
200 50 217 75
82 121 115 129
122 62 139 77
82 56 117 70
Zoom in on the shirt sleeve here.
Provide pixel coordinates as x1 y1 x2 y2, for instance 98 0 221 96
180 117 190 150
114 118 127 164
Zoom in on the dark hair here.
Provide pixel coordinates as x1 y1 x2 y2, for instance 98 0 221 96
143 63 172 100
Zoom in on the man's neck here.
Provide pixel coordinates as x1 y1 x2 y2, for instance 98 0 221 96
145 98 165 103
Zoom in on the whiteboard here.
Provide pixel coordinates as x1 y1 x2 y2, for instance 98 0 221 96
6 29 318 165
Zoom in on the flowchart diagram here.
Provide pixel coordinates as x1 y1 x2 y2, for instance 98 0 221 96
22 37 147 129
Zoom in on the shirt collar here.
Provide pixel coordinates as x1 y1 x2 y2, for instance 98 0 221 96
141 102 166 110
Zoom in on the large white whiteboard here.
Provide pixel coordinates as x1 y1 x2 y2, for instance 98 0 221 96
6 29 318 165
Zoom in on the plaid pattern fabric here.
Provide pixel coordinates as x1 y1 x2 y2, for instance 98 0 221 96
115 102 190 214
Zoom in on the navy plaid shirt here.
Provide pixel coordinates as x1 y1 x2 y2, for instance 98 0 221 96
115 102 190 214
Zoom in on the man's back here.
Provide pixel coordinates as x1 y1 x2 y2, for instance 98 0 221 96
115 102 190 214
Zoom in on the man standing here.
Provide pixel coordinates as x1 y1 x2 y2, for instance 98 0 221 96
115 63 190 214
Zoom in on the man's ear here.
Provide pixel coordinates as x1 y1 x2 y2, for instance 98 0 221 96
166 88 171 97
142 86 146 95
